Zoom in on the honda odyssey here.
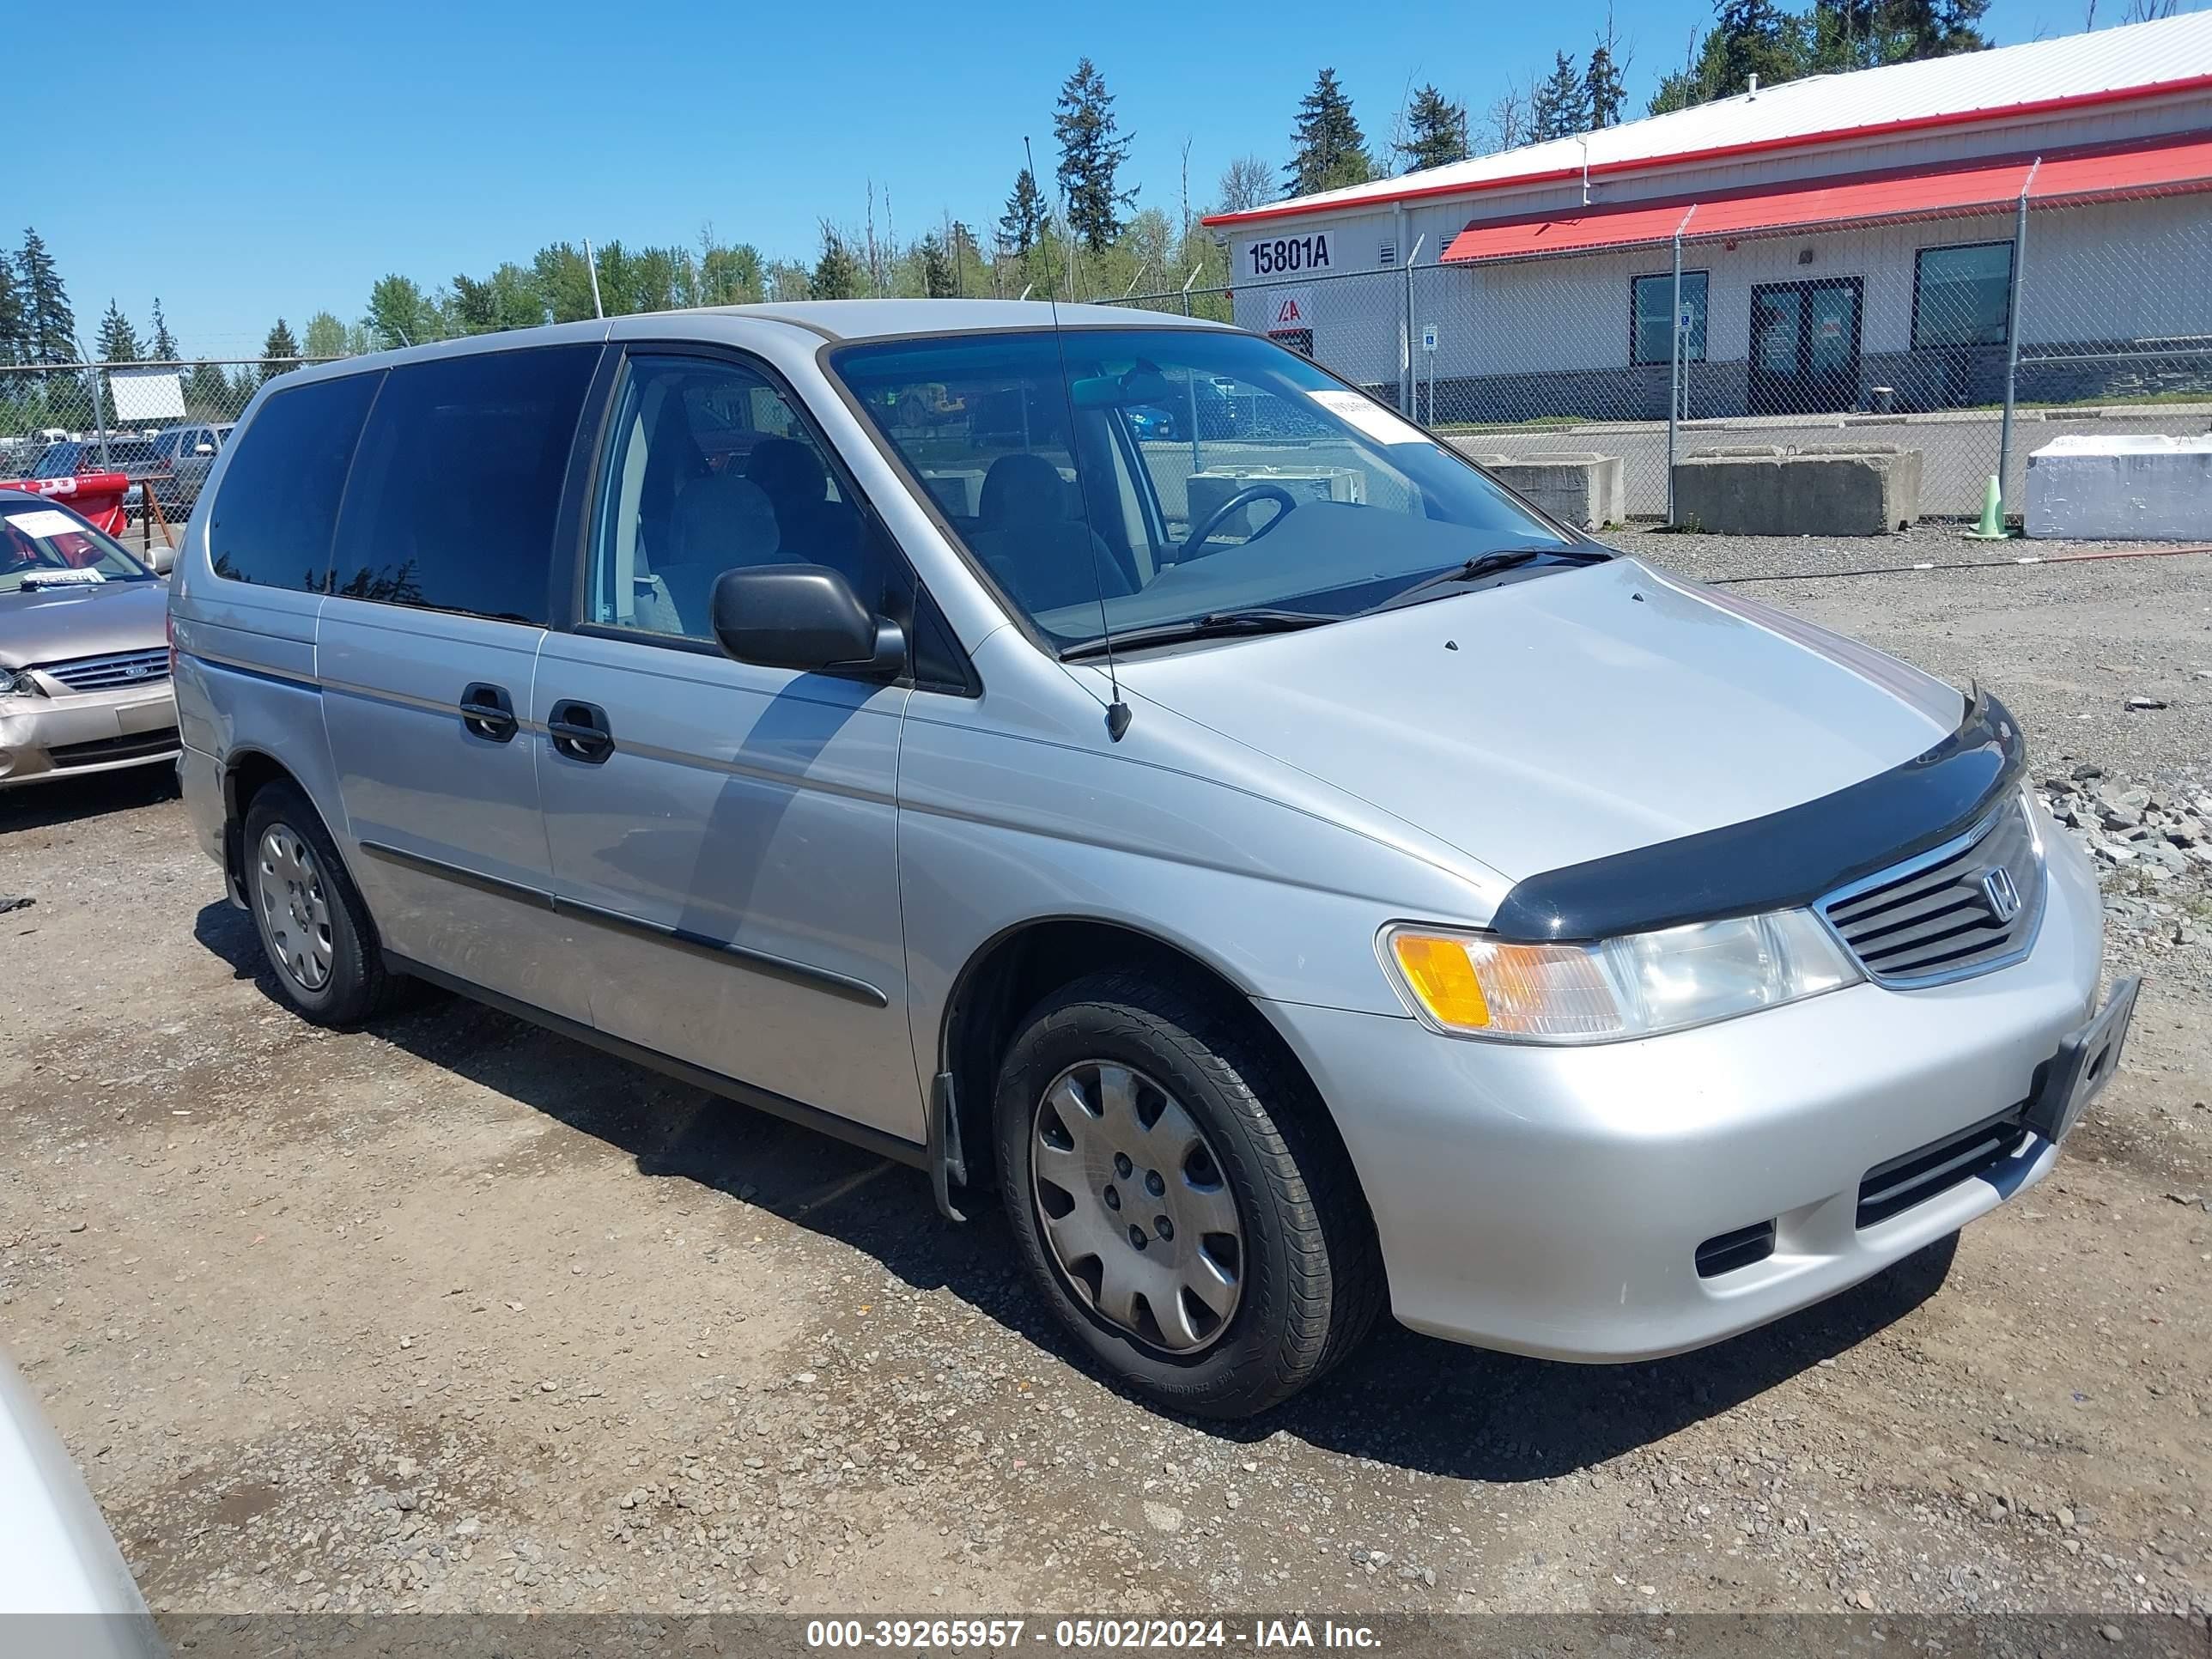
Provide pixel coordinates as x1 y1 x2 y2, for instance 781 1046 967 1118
171 301 2134 1417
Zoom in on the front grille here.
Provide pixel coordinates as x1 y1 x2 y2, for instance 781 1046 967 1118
1818 797 2043 986
1856 1103 2030 1229
41 648 172 692
1695 1220 1777 1278
48 727 180 768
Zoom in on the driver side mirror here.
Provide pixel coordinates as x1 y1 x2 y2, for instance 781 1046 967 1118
710 564 905 677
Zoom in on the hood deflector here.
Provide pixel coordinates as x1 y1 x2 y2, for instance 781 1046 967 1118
1487 688 2025 942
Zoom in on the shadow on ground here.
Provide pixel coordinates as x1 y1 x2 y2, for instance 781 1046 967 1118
195 900 1960 1485
0 764 178 839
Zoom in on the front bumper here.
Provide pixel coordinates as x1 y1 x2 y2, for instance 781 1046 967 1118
0 682 179 787
1267 826 2106 1363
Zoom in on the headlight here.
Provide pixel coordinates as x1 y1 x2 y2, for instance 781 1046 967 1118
0 665 27 696
1382 911 1860 1043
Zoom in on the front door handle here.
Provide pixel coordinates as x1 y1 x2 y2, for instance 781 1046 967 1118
548 699 615 763
459 682 518 742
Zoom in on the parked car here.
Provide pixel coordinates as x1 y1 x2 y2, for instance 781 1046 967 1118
0 490 179 788
149 422 232 511
0 1344 163 1650
170 302 2133 1419
30 439 165 481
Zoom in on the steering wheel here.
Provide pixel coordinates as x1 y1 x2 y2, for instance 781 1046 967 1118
1179 483 1298 562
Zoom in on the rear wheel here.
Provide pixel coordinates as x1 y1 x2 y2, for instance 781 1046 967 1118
994 970 1382 1418
242 782 396 1025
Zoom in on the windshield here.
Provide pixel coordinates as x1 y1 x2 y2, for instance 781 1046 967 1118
0 497 155 593
830 326 1581 652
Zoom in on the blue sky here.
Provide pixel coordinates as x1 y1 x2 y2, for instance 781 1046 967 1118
29 0 2119 356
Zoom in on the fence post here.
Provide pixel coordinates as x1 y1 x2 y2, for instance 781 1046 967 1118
78 337 113 471
1663 206 1698 526
1180 263 1202 318
1996 158 2040 524
1401 235 1425 414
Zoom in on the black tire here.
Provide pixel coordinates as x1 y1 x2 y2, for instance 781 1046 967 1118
994 969 1382 1418
240 781 397 1026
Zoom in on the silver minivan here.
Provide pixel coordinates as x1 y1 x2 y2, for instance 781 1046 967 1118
172 301 2136 1417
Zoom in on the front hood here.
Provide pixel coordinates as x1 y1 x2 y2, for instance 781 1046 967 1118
0 579 169 669
1113 557 1964 884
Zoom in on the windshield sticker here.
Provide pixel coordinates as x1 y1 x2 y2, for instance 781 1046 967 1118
6 508 88 539
21 568 106 586
1309 389 1426 447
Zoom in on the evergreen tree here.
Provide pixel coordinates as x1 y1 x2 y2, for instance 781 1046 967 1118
261 318 301 379
17 228 76 364
1054 58 1137 253
1285 69 1376 197
811 223 861 301
1584 19 1629 128
999 168 1049 260
1809 0 1989 70
1394 84 1469 174
918 233 957 298
1531 52 1592 141
96 298 142 363
147 296 179 362
185 360 231 420
1713 0 1805 94
0 255 23 364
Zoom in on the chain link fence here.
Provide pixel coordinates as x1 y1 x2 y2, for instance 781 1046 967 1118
1 359 335 526
1102 171 2212 526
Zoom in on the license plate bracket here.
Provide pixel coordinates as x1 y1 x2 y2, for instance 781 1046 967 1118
2023 976 2140 1146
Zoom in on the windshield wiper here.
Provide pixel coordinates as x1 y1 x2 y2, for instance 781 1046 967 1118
1060 608 1335 660
1363 544 1609 617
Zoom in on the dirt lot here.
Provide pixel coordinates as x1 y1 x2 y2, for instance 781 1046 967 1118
3 526 2209 1629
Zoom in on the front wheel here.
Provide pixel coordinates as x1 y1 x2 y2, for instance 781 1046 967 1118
994 970 1382 1418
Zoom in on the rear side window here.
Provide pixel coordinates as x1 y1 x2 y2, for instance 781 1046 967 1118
329 345 597 625
209 373 380 592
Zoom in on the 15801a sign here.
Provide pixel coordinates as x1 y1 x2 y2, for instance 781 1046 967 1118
1245 233 1333 276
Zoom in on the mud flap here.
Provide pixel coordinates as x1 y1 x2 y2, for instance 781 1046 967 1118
927 1069 969 1223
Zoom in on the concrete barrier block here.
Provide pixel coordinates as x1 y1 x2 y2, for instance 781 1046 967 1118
1671 447 1922 535
1474 450 1626 529
2025 434 2212 540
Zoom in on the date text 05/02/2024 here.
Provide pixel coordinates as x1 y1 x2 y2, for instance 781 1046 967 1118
803 1617 1382 1650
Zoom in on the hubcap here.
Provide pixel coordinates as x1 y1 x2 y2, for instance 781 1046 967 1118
254 825 334 993
1030 1061 1244 1354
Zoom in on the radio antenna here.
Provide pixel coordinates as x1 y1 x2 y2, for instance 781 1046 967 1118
1026 133 1131 741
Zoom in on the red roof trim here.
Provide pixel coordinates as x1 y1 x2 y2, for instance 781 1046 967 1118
1437 131 2212 264
1199 72 2212 228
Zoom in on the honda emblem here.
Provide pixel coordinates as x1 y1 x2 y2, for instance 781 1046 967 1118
1979 866 2021 924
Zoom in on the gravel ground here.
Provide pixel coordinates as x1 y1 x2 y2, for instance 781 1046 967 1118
3 526 2208 1630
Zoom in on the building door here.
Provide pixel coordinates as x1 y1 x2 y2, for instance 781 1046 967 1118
1749 277 1863 415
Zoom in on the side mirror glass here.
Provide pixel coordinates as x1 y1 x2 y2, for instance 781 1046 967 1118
710 563 904 677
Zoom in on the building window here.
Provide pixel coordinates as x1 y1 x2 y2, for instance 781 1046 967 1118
1914 242 2013 349
1632 270 1708 366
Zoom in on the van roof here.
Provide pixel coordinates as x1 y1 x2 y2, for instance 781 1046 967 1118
713 298 1233 340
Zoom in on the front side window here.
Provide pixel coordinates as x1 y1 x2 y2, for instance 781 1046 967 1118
1915 242 2012 349
1632 270 1708 366
586 354 899 641
0 499 155 593
328 345 597 623
209 372 380 592
831 327 1573 653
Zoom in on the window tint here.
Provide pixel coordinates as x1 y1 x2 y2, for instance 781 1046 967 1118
329 345 597 624
587 354 897 641
209 372 380 592
1915 242 2012 349
1632 271 1707 366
